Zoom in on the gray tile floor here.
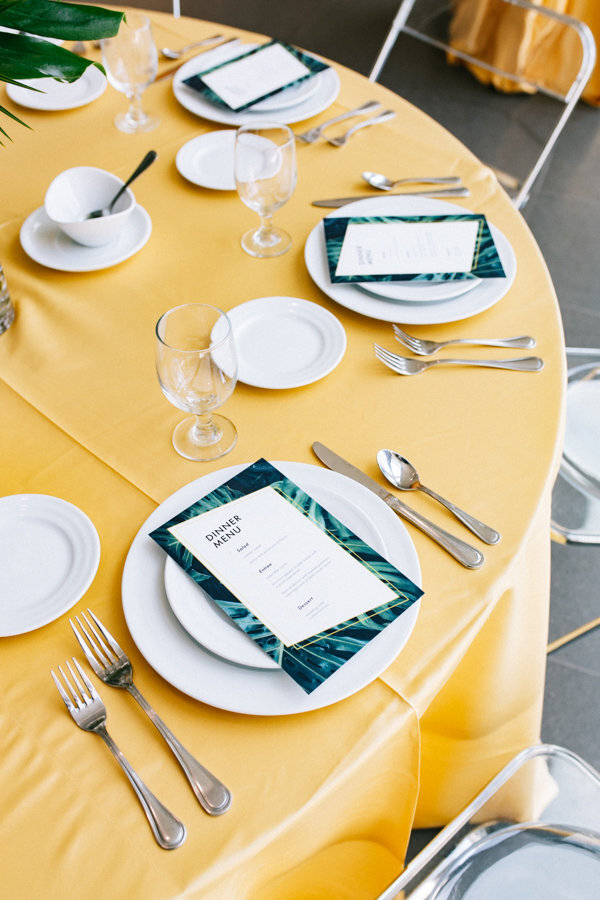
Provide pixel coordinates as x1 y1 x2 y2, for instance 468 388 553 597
139 0 600 863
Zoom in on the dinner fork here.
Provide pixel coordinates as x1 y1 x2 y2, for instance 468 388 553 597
392 324 537 356
51 658 186 850
71 610 232 816
294 100 381 143
374 344 544 374
327 110 397 147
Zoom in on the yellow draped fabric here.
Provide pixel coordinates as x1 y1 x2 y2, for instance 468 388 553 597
450 0 600 105
0 10 564 898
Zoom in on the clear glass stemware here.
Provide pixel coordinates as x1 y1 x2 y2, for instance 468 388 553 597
101 12 159 134
234 122 297 258
155 304 237 461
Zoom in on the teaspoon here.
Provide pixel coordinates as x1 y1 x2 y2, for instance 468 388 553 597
377 448 501 544
87 150 157 219
363 171 462 190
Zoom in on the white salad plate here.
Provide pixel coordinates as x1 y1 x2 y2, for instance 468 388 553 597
122 461 422 716
358 274 481 303
20 205 152 272
0 494 100 637
7 66 107 111
176 130 235 190
173 42 340 126
164 557 280 669
305 197 516 324
227 296 347 389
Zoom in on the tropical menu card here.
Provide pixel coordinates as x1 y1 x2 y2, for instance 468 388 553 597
182 40 329 112
150 460 423 694
324 215 506 283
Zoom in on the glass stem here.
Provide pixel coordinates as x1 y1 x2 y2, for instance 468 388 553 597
127 89 147 125
257 214 275 245
192 414 221 446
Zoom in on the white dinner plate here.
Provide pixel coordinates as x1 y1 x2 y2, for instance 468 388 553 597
0 494 100 637
305 197 516 324
122 462 422 716
20 205 152 272
176 130 235 190
164 557 280 669
6 66 107 110
227 296 347 388
173 43 340 126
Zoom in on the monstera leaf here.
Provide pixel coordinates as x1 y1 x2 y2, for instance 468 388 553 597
0 0 124 141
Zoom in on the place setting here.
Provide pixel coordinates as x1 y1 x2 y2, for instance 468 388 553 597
172 37 340 126
304 194 518 324
19 150 156 272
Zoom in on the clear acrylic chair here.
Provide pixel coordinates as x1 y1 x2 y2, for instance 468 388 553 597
369 0 596 208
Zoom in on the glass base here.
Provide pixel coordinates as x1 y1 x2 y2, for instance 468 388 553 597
114 110 160 134
172 414 237 462
241 226 292 258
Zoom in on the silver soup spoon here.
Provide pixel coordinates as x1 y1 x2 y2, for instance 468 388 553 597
87 150 157 219
363 171 462 190
377 448 501 544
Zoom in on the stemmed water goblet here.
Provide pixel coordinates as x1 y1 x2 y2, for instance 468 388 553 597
234 122 297 258
101 12 159 134
155 304 238 461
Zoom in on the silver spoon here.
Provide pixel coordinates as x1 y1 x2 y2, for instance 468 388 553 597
160 34 226 59
87 150 157 219
363 171 462 190
377 448 501 544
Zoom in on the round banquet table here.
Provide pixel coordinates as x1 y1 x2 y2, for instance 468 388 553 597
0 9 565 900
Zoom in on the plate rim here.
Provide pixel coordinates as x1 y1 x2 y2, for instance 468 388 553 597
6 66 107 111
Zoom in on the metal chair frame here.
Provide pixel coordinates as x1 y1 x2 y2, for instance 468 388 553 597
369 0 596 208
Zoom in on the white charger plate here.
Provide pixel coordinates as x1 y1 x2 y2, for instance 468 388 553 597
20 205 152 272
227 296 347 388
7 66 107 110
173 43 340 126
176 130 235 190
122 462 421 716
305 197 516 324
0 494 100 636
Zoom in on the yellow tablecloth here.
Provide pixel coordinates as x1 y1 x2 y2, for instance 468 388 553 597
451 0 600 105
0 11 564 898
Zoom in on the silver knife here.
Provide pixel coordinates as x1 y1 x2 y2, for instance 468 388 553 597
312 186 470 207
312 442 484 569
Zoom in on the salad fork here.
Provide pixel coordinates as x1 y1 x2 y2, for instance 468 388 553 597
71 610 231 816
327 110 396 147
374 344 544 374
51 658 186 850
294 100 382 143
393 324 536 356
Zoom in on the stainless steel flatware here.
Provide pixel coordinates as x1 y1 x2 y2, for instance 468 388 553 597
363 171 462 190
51 657 186 850
377 448 500 544
393 324 536 356
160 34 227 59
294 100 382 143
71 610 232 816
327 110 396 146
312 442 484 569
87 150 157 219
375 344 544 374
312 186 470 207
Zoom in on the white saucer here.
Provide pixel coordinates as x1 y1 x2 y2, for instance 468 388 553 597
7 66 107 110
20 205 152 272
0 494 100 637
164 557 280 669
227 296 347 388
176 130 235 190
